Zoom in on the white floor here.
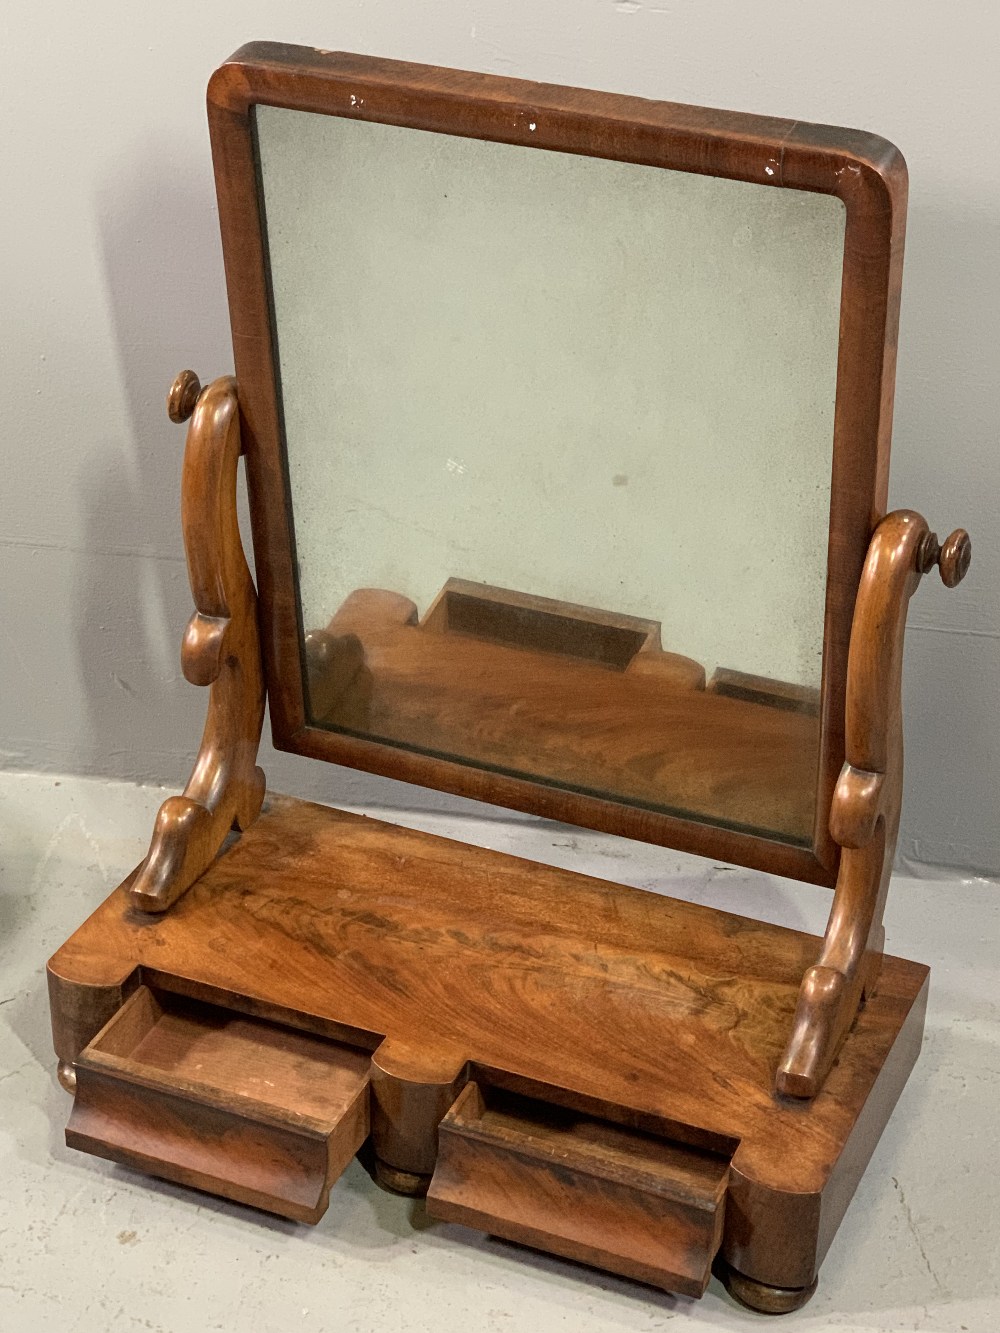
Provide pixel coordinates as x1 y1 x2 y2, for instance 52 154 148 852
1 769 997 1333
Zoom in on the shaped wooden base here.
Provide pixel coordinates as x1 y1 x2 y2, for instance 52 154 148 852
49 794 928 1308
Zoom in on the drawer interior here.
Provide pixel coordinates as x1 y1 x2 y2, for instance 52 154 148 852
428 1082 730 1296
82 986 368 1126
68 986 371 1221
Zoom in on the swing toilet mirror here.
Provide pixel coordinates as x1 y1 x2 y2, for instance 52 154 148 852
47 45 974 1316
209 44 912 888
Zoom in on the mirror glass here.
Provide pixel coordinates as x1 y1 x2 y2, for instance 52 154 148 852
255 104 846 845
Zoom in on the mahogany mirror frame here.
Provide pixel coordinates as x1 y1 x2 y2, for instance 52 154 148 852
207 41 907 888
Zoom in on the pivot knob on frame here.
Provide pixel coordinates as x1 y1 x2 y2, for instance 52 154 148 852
167 370 204 424
917 528 972 588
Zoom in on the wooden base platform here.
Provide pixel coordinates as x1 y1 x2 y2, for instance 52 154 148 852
48 794 927 1310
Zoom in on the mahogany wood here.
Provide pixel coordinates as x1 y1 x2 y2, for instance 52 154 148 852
44 47 974 1316
427 1081 729 1296
708 667 820 716
49 793 929 1298
308 585 816 843
777 512 971 1097
369 1038 465 1184
420 579 695 675
719 1267 818 1316
68 985 370 1222
206 42 909 885
128 374 266 912
167 368 203 424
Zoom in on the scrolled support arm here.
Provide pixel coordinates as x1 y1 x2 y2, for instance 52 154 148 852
776 510 970 1098
128 372 266 913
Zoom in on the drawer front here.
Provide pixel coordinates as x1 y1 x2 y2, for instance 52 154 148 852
427 1083 729 1297
66 986 371 1223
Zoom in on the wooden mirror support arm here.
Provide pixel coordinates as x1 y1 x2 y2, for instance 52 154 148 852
777 510 970 1098
128 373 266 913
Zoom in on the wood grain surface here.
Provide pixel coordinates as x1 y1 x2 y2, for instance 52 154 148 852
307 585 819 844
44 47 968 1313
428 1081 729 1295
128 374 265 912
68 985 370 1222
778 511 970 1097
50 793 928 1290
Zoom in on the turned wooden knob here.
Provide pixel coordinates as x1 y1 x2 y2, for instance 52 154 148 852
939 529 972 587
167 370 203 423
918 528 971 588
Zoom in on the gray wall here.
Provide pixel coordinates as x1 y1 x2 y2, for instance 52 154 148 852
2 3 997 874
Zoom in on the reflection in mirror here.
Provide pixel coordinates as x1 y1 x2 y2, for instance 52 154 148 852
256 105 846 844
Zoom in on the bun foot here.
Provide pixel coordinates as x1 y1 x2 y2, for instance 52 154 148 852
373 1157 430 1197
57 1060 77 1094
718 1262 818 1314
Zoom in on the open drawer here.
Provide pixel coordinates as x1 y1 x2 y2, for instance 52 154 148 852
66 986 371 1222
427 1083 730 1296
